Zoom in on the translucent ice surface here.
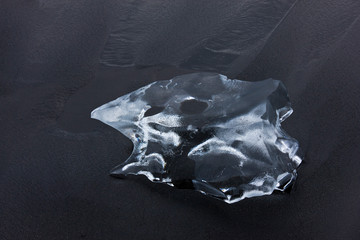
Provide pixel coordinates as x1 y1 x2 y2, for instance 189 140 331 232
91 73 302 203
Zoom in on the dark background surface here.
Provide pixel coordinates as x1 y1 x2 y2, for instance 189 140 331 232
1 1 360 239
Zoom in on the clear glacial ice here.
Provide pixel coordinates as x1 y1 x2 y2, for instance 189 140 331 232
91 73 302 203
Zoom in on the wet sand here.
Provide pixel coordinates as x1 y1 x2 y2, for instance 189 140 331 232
1 1 360 239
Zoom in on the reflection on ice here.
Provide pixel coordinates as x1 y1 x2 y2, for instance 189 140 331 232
91 73 301 203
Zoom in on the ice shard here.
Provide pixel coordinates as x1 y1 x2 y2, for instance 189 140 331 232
91 73 302 203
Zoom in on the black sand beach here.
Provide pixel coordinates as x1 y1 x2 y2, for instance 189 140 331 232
1 1 360 239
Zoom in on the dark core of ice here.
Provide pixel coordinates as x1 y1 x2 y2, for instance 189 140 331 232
91 72 302 203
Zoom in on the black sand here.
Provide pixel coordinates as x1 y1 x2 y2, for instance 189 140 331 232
1 1 360 239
